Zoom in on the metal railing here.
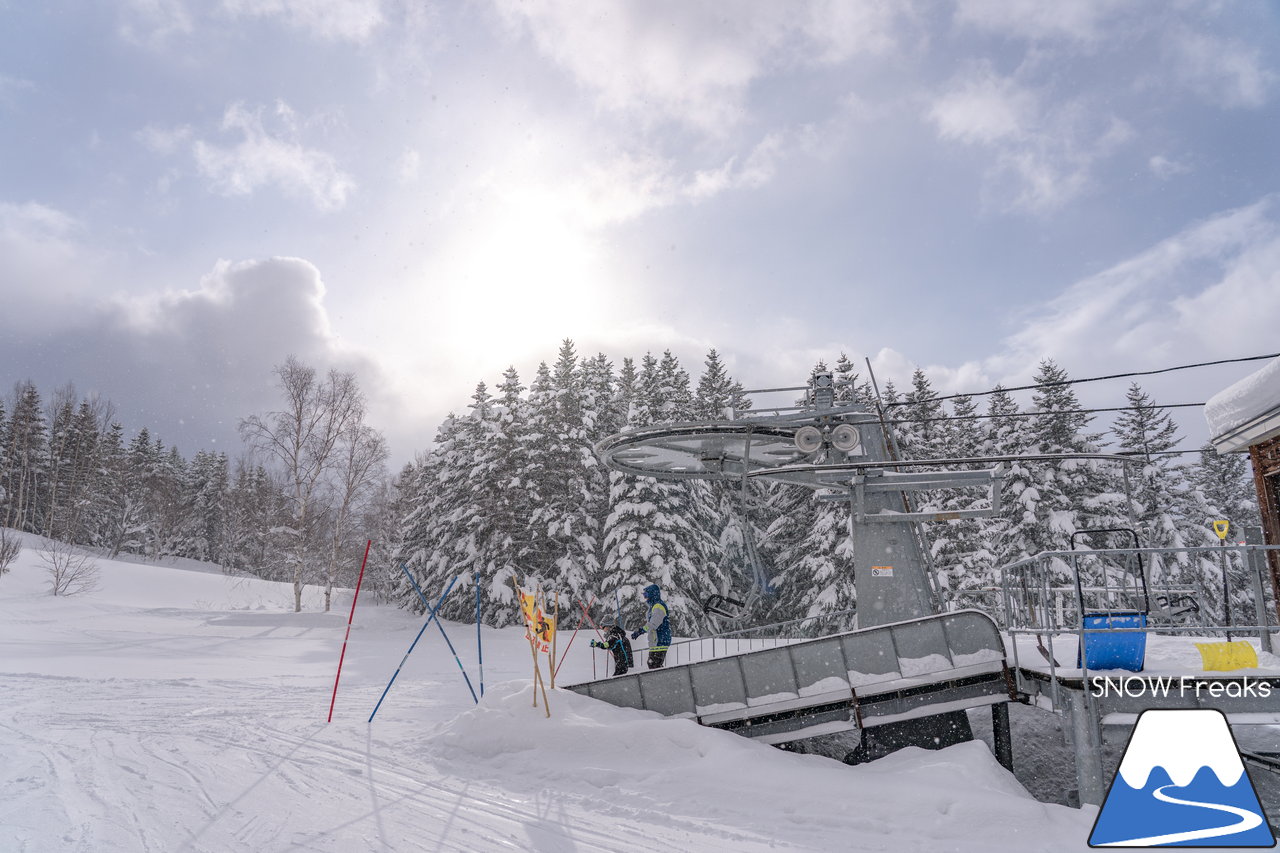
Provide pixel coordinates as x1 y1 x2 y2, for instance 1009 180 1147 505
601 607 859 673
997 544 1279 713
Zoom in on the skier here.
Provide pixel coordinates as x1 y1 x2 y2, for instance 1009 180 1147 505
631 583 671 669
589 625 633 676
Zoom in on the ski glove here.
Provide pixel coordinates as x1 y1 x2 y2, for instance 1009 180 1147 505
589 640 605 649
631 628 644 640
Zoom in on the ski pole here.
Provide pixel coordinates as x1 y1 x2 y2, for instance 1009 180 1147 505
401 566 478 704
369 574 458 722
475 572 484 698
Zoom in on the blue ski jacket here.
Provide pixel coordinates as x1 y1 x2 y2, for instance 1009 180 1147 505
635 584 671 650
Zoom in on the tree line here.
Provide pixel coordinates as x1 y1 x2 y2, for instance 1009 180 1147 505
389 343 1261 633
0 357 389 610
2 344 1260 628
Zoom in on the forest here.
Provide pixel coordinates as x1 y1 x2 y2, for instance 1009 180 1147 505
0 341 1259 634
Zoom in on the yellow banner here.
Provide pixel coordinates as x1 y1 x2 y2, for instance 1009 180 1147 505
518 589 553 653
518 590 538 626
534 610 556 650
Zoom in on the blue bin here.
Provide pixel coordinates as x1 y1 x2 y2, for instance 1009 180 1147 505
1077 611 1147 672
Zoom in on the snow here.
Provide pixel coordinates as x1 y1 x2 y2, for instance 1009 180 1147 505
953 648 1006 667
0 537 1098 851
1011 632 1280 677
849 667 903 687
900 652 954 676
799 675 852 697
1205 354 1280 443
1117 710 1245 789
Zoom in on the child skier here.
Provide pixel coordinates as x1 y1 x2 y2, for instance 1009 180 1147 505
589 625 634 676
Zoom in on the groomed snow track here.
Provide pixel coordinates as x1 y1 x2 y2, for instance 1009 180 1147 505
565 610 1014 745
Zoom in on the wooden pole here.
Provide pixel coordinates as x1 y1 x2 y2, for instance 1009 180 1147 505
514 576 549 713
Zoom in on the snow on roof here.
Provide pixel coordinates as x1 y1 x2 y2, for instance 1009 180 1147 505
1205 355 1280 453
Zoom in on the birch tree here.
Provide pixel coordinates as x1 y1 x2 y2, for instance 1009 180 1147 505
239 356 364 612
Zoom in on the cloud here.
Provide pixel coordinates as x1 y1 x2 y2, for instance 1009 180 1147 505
0 202 98 321
953 0 1129 43
1148 154 1189 181
927 63 1132 212
1163 27 1274 109
490 0 902 135
928 67 1036 145
219 0 385 43
0 256 392 457
117 0 194 46
136 123 193 155
987 198 1280 386
685 130 807 201
191 102 355 211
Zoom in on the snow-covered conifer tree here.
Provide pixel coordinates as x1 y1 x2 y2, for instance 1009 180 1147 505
693 349 761 619
929 393 993 610
601 352 715 633
525 341 601 602
2 381 48 532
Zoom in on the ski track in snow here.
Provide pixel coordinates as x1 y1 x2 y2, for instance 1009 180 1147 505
2 675 657 852
0 547 1098 852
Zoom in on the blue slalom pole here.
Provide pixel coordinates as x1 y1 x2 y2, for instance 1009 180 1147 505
475 573 484 698
369 574 458 722
401 566 479 705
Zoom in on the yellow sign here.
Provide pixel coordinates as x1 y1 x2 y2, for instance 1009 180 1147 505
518 589 553 653
1212 520 1230 540
535 610 556 649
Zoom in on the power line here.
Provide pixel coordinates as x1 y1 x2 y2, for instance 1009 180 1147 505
882 352 1280 408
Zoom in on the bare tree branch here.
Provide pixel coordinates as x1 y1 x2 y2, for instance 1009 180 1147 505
39 538 99 596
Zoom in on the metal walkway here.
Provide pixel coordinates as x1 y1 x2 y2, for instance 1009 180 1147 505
564 610 1013 745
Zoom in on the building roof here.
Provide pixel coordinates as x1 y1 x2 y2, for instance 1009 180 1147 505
1205 355 1280 453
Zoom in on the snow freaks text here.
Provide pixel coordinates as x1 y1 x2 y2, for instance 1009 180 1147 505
1089 677 1273 700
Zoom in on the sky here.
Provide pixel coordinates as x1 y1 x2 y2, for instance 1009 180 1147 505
1 1 1278 465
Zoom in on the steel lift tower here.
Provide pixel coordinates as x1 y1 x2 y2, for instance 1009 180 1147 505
589 371 1008 759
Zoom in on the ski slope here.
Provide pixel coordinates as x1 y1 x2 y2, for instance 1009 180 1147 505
0 534 1096 852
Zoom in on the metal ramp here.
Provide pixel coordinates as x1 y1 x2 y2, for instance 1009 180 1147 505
565 610 1013 745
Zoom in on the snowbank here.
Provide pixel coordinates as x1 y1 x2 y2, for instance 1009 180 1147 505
0 540 1098 852
1205 354 1280 450
429 682 1091 851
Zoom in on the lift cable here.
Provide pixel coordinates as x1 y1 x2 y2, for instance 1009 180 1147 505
882 401 1207 426
880 352 1280 408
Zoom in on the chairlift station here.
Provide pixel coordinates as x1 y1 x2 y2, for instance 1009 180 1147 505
568 370 1280 807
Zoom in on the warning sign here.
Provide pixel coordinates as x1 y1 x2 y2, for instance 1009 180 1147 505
871 566 894 578
1213 520 1230 540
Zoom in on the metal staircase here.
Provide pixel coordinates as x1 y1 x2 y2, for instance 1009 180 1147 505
565 610 1013 746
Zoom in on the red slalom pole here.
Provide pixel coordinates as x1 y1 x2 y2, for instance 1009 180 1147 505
554 596 595 680
578 599 609 644
328 539 372 723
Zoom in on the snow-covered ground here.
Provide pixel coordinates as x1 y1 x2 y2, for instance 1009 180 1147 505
1010 631 1280 679
2 534 1102 851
